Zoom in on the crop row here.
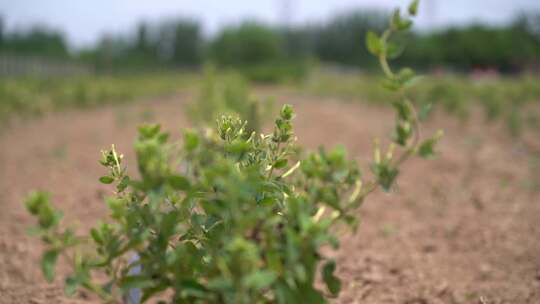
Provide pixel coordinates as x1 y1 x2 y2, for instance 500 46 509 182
2 70 540 137
298 71 540 136
0 72 197 125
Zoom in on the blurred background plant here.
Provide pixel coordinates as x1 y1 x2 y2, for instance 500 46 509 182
187 64 273 134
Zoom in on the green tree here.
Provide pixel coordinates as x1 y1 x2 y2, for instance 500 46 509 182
315 10 388 67
210 21 284 67
0 26 69 58
171 20 202 66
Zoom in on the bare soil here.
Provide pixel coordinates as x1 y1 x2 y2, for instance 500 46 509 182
0 92 539 303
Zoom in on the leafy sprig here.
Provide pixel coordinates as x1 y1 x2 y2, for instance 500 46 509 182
366 0 442 192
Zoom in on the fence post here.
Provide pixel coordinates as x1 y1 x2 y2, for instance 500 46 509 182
123 253 142 304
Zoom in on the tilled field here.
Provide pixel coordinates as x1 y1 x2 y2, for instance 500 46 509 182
1 93 539 303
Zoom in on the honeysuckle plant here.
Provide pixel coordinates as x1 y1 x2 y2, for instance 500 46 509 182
26 1 442 303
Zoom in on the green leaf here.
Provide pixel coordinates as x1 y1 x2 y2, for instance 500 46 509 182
178 280 209 298
399 19 413 30
138 124 161 139
322 260 341 296
273 158 288 169
99 176 114 184
168 175 190 190
366 31 382 56
243 270 278 290
408 0 420 16
418 130 443 159
398 68 416 85
386 42 404 60
90 228 103 245
391 9 401 29
160 210 180 238
41 249 59 282
38 207 62 229
157 132 169 144
141 285 169 302
381 79 402 92
225 140 250 155
392 101 411 121
372 163 399 192
276 282 298 304
280 104 294 120
418 140 435 158
64 276 79 296
418 103 433 121
391 9 413 31
394 123 412 146
106 197 126 219
119 275 154 290
25 191 49 215
327 145 346 166
207 277 232 291
183 130 200 151
116 176 130 192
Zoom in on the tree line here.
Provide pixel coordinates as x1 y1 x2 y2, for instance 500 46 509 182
1 10 540 74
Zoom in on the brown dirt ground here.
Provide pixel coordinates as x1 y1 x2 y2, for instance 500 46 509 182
0 92 539 304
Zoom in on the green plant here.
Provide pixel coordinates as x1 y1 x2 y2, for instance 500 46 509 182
26 1 441 303
188 65 271 134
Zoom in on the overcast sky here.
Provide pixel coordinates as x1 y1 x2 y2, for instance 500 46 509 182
1 0 540 48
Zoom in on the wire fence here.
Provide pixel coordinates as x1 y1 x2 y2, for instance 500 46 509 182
0 54 93 77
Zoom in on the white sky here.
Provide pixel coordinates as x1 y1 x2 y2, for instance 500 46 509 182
1 0 540 48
